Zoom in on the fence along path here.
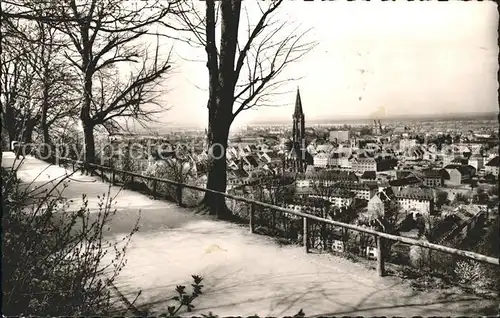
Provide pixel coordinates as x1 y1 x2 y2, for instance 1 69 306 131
4 152 498 316
58 156 498 269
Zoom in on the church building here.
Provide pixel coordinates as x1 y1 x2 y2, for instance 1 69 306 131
283 88 313 173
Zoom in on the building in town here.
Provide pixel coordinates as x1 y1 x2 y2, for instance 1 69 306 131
351 157 377 173
295 169 359 187
283 197 332 218
468 153 485 171
284 88 313 173
443 164 476 185
367 189 394 216
422 169 445 188
313 152 330 168
399 138 418 152
485 156 499 178
368 187 434 216
351 156 397 173
336 181 378 201
295 188 356 209
395 188 435 215
329 130 349 143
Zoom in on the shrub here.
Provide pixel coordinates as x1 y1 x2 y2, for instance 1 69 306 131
454 260 489 289
143 160 204 207
2 166 138 315
435 190 449 207
1 164 212 316
2 161 301 317
453 192 470 204
161 275 204 316
144 161 179 200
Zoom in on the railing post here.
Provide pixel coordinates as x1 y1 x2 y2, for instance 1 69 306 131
249 203 255 233
283 212 288 237
112 170 116 184
177 183 183 206
152 179 157 199
303 217 309 254
377 236 385 277
101 167 105 182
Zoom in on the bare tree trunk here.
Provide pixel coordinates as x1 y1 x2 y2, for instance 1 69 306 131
203 119 231 218
195 0 310 220
21 116 40 144
82 122 95 164
200 0 241 219
3 102 18 144
81 70 94 163
41 82 50 144
342 227 349 247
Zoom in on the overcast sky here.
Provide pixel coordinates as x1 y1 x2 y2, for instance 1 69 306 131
152 1 498 130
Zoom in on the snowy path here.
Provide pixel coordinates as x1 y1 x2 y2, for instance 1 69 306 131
2 153 496 316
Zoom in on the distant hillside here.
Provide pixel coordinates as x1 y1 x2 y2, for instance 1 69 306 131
121 110 497 132
251 111 498 126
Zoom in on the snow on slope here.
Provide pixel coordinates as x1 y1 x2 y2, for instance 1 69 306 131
2 152 495 316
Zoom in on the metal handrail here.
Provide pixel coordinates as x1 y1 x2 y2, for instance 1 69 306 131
55 156 499 269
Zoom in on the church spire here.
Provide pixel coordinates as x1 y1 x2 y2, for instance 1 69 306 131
290 87 307 173
293 87 303 117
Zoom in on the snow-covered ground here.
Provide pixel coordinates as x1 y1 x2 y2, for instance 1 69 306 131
2 152 496 316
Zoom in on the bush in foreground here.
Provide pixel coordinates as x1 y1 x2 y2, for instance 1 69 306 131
2 163 306 316
1 166 137 315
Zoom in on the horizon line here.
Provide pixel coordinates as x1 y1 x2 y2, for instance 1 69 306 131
137 110 498 131
248 110 498 124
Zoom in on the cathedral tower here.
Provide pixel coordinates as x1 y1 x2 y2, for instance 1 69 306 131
292 88 305 149
284 87 311 173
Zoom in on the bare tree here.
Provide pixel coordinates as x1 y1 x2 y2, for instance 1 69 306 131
371 198 405 259
0 55 25 143
256 174 295 205
1 0 72 23
172 0 315 218
311 177 334 200
162 153 197 185
3 0 175 151
41 0 179 163
28 20 79 145
0 29 39 144
311 180 358 249
1 3 81 148
145 151 198 205
1 19 25 143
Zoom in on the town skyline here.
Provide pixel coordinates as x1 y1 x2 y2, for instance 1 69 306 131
138 108 498 132
2 0 499 315
151 0 498 130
